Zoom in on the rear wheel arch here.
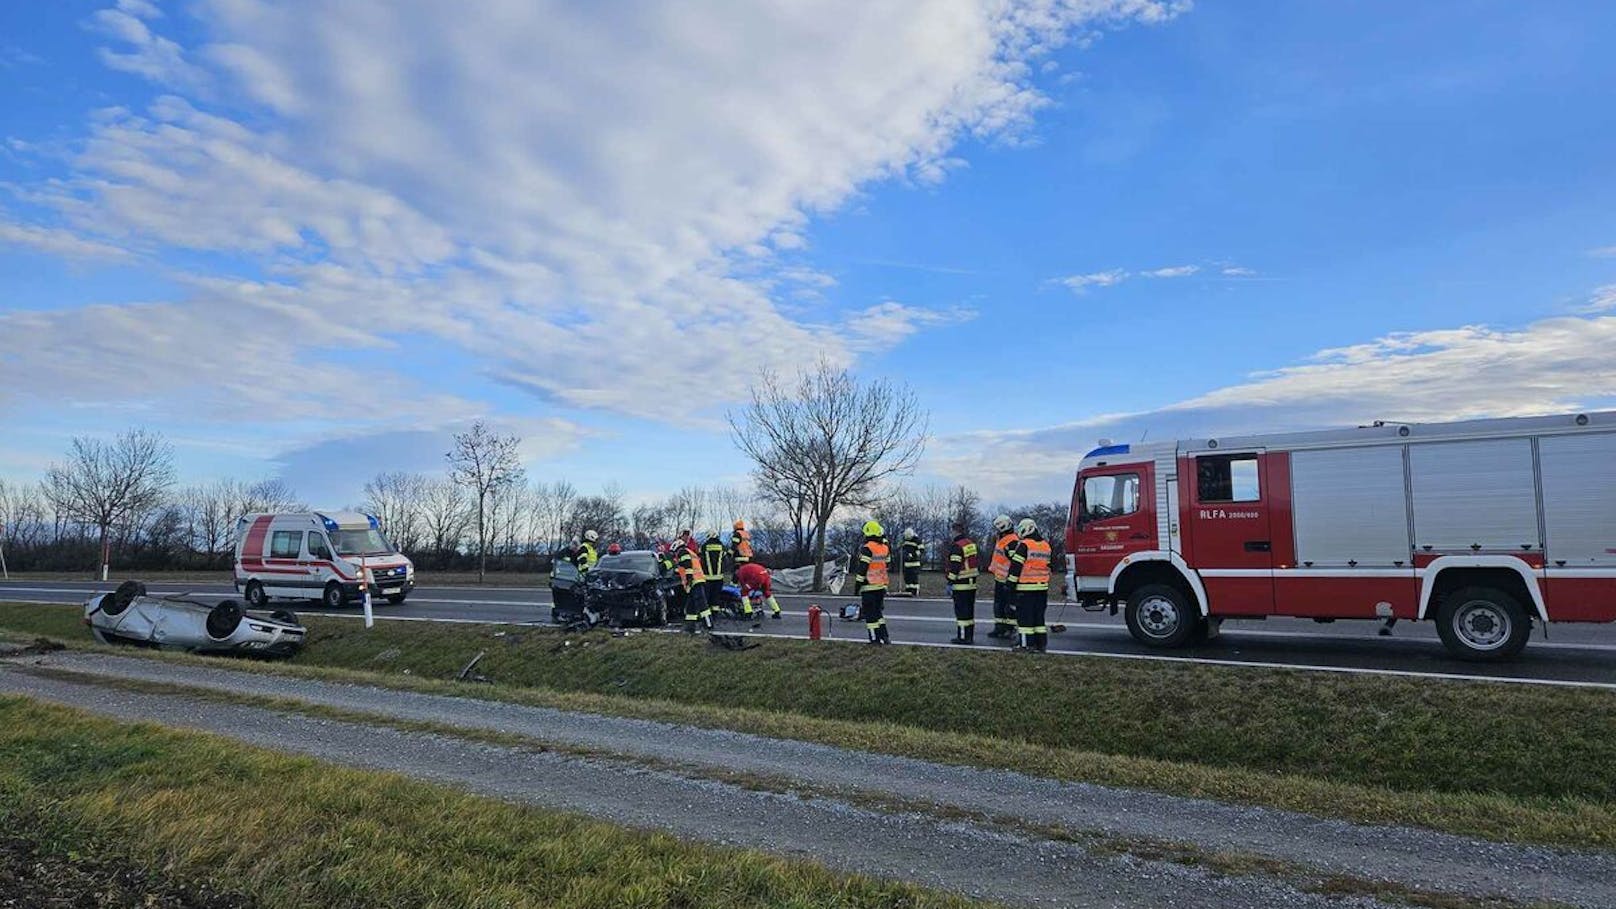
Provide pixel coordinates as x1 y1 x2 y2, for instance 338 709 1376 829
1420 563 1546 622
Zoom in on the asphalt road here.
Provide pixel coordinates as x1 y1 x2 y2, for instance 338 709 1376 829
7 578 1616 687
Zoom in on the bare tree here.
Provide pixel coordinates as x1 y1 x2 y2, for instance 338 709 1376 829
446 422 524 582
419 476 472 561
729 360 928 590
363 472 428 554
45 428 176 579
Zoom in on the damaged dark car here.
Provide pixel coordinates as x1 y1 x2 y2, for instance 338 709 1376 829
579 550 676 628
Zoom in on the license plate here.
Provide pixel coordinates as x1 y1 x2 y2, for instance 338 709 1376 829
384 588 402 596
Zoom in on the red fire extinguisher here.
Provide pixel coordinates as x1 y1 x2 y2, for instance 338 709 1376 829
807 603 823 641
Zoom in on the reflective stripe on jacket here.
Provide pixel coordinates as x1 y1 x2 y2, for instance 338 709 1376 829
1009 537 1052 591
731 529 754 563
575 542 598 572
701 541 727 581
675 549 700 591
901 538 922 569
856 539 890 592
990 532 1018 582
946 536 980 591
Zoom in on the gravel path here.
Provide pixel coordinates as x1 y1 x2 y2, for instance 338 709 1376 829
7 651 1611 907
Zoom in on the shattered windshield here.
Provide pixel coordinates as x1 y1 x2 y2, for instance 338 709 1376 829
331 529 395 557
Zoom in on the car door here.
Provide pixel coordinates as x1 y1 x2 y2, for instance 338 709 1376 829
1188 451 1276 616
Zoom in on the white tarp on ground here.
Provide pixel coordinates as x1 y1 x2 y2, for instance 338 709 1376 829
771 558 847 595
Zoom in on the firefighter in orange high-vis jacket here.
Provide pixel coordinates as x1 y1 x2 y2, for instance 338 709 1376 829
854 520 891 645
1007 518 1052 653
730 520 753 578
986 515 1018 639
678 538 712 634
945 521 980 644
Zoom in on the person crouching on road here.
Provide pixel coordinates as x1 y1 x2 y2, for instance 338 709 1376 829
900 528 923 597
945 521 980 644
855 520 892 645
701 530 728 617
678 539 712 633
736 561 783 626
1007 518 1052 653
986 515 1018 639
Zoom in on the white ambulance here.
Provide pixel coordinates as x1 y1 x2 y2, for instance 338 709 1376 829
233 512 415 609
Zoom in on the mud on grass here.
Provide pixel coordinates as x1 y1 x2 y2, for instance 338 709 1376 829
0 696 987 909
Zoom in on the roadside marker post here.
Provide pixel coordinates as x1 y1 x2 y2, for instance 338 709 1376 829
361 553 374 629
0 521 8 579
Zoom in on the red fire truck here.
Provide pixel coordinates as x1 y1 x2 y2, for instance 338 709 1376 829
1065 411 1615 660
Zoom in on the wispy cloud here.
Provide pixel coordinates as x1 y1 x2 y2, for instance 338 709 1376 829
1058 269 1128 292
1141 264 1199 278
1579 284 1616 314
1055 261 1234 293
1220 265 1258 277
1588 246 1616 259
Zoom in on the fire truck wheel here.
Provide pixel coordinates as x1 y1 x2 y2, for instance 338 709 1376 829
322 582 348 609
1125 583 1201 648
1435 586 1530 661
244 581 267 608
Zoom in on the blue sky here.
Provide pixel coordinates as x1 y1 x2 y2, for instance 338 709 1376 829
2 0 1615 507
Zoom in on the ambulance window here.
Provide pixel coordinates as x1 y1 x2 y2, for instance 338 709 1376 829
1197 455 1261 503
1082 473 1140 520
308 534 333 560
270 530 303 559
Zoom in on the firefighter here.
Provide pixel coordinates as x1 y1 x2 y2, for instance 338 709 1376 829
1007 518 1052 652
944 520 980 644
900 528 923 597
575 530 600 574
701 529 728 617
730 520 753 578
986 515 1018 638
854 520 892 645
736 561 782 624
676 538 712 633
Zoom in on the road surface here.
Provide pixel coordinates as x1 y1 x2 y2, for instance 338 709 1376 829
5 578 1616 687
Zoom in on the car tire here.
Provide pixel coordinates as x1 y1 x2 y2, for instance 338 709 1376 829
269 609 300 625
244 581 268 608
103 580 146 617
206 600 244 640
1124 583 1202 648
1435 585 1530 662
385 593 407 605
322 582 347 609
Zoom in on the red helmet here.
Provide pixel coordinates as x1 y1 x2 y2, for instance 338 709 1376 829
606 543 622 555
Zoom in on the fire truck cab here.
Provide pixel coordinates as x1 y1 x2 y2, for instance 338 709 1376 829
1066 411 1616 661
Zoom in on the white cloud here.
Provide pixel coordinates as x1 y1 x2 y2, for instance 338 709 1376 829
1221 265 1258 277
1058 269 1129 292
1142 264 1198 278
927 308 1616 502
1587 246 1616 259
3 0 1187 433
0 221 131 261
1580 284 1616 314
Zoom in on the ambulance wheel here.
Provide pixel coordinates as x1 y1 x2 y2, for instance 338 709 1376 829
322 582 348 609
244 581 268 608
385 593 408 605
1125 584 1201 648
1435 586 1530 662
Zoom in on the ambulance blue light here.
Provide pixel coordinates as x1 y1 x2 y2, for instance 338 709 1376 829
317 513 340 532
1084 444 1131 459
366 514 380 530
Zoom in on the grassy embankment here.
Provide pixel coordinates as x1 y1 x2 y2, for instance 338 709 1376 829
0 696 981 909
3 601 1614 850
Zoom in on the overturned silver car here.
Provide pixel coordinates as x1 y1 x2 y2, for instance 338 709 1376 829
84 581 306 658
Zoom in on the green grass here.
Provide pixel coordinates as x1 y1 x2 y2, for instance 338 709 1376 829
0 696 985 909
5 601 1615 850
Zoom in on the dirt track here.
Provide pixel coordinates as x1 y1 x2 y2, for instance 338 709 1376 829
3 651 1611 908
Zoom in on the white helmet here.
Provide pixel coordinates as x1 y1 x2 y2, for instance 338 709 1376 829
993 515 1012 533
903 527 918 540
583 529 599 543
1015 518 1037 538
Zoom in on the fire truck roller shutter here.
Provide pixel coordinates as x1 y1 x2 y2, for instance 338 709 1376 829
1538 431 1616 622
1408 438 1540 554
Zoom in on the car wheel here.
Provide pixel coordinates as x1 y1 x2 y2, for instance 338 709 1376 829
103 580 146 617
1124 583 1202 648
244 581 268 608
322 582 347 609
269 609 300 625
385 593 407 605
206 600 244 640
1435 586 1530 661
